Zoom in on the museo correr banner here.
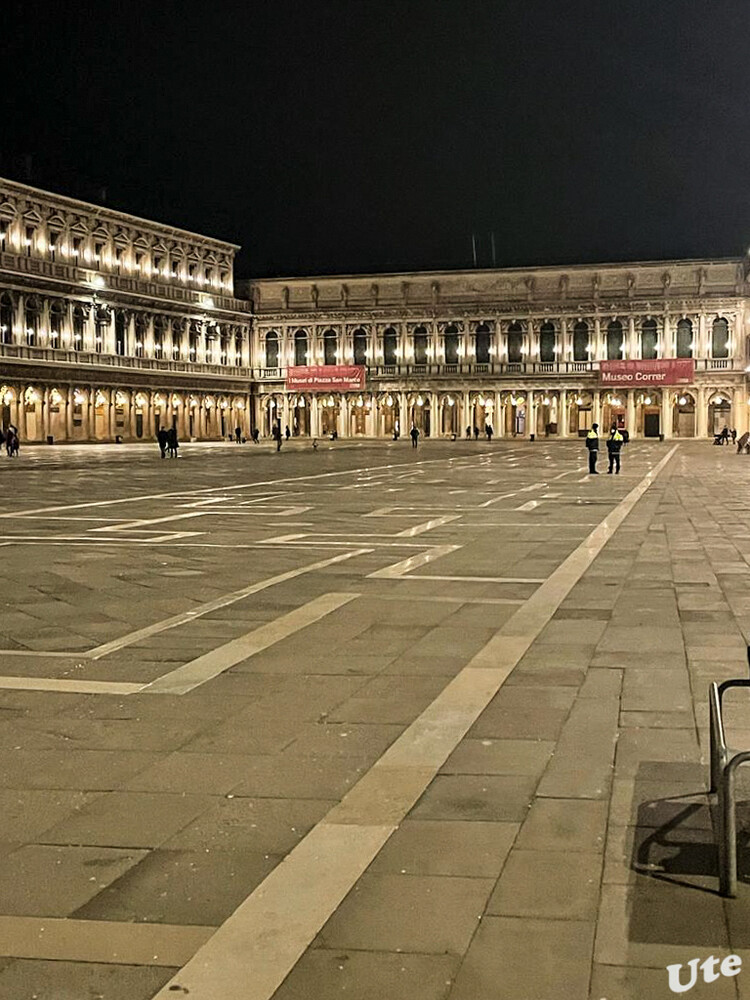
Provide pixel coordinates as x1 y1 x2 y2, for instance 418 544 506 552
286 365 366 392
599 358 695 386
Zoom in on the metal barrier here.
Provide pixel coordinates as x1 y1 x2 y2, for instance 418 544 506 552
709 659 750 896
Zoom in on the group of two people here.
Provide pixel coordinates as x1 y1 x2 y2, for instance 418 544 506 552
0 424 19 457
156 426 179 458
586 423 628 475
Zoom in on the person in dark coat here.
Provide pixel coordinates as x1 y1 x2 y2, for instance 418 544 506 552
485 424 493 442
272 422 282 452
410 425 419 449
234 426 242 443
157 427 168 458
167 426 178 458
586 423 600 474
607 427 624 474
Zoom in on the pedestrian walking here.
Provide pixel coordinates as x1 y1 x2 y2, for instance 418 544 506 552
410 425 419 449
732 428 737 444
6 425 19 457
252 428 260 444
157 427 168 458
272 422 282 452
586 423 600 474
312 438 319 450
465 426 471 439
234 426 242 443
485 424 493 442
607 427 624 474
473 425 480 440
167 426 179 458
285 425 291 440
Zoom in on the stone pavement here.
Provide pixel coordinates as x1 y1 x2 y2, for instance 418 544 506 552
0 438 748 999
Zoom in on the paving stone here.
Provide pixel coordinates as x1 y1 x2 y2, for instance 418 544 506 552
370 819 519 877
516 798 608 852
409 774 536 822
0 960 176 1000
75 848 278 925
589 962 737 999
161 796 336 853
37 791 214 848
315 873 493 954
487 849 602 919
441 737 554 776
0 790 98 841
273 950 459 1000
449 916 595 1000
0 749 161 791
0 843 148 918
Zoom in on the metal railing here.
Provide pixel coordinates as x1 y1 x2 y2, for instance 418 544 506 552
709 653 750 896
0 342 251 378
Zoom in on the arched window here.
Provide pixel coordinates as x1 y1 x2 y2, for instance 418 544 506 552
475 323 490 364
676 319 692 359
507 322 523 363
235 333 243 366
323 328 337 366
414 325 428 364
606 320 623 360
539 321 555 363
383 327 398 365
189 322 199 361
72 306 85 351
265 331 279 368
153 317 165 358
712 317 729 359
172 321 183 360
219 334 228 365
353 328 367 365
0 293 13 344
134 315 147 358
294 329 308 366
573 321 589 362
641 319 657 360
115 311 126 356
444 324 459 364
24 297 40 346
49 300 64 348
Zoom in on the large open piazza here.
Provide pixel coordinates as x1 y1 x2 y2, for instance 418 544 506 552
0 437 747 999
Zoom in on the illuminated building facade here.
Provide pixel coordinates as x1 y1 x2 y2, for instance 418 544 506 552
0 178 252 442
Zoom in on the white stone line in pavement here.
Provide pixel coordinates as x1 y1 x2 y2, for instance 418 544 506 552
366 544 461 578
516 499 540 511
0 676 144 695
152 445 679 1000
140 592 359 695
88 550 370 660
89 511 208 533
363 593 525 605
0 551 372 665
0 915 215 966
395 514 462 537
395 573 546 584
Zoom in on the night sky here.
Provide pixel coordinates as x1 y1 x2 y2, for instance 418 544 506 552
3 1 750 279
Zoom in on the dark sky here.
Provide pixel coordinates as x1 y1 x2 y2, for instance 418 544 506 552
3 1 750 278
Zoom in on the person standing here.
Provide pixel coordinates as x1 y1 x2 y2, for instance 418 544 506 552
285 425 291 440
486 424 493 442
273 422 282 452
473 425 480 440
586 423 600 474
607 427 624 474
234 426 242 443
410 425 419 449
157 427 168 458
167 426 179 458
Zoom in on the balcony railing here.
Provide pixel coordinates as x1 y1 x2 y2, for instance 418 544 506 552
0 342 251 378
0 251 249 313
251 357 745 381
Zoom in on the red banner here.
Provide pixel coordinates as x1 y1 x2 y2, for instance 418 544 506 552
600 359 695 386
285 365 365 392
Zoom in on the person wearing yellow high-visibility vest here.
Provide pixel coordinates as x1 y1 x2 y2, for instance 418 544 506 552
585 423 599 474
607 426 624 474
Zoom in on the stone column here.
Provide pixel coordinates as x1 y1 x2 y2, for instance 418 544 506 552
560 389 569 438
494 391 503 437
310 395 320 438
663 315 672 358
40 388 50 441
593 389 601 429
429 394 439 438
734 387 747 436
661 390 672 439
628 317 637 359
65 388 74 440
698 314 707 358
626 389 636 439
17 389 27 440
107 392 116 440
340 397 349 438
86 391 95 440
527 390 536 437
593 318 601 361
